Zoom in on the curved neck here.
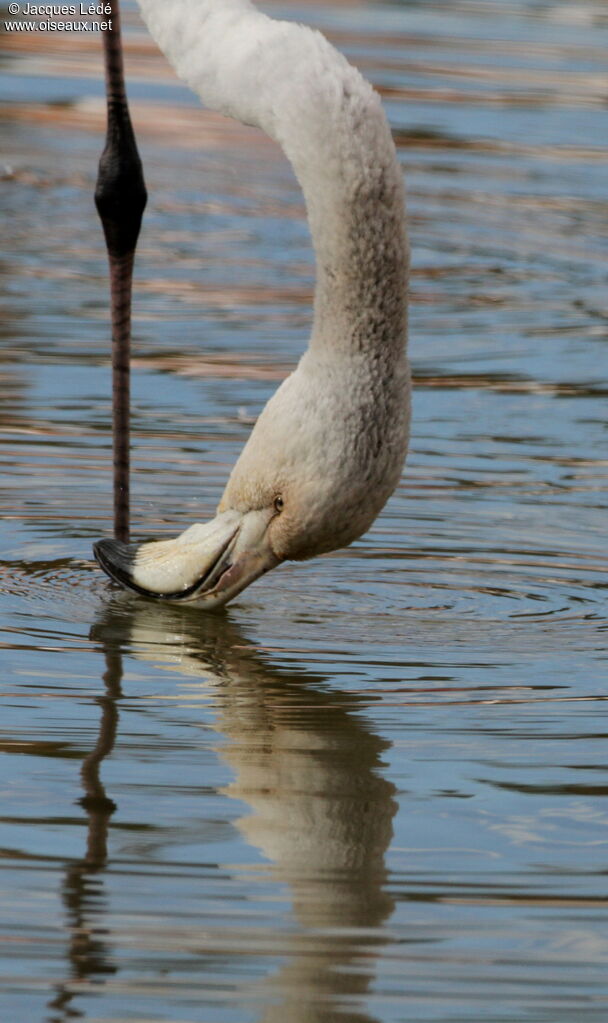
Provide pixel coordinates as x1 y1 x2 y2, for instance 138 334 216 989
136 0 409 360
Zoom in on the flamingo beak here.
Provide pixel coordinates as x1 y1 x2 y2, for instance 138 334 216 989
93 508 280 609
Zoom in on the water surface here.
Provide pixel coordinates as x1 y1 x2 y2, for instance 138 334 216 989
1 1 607 1020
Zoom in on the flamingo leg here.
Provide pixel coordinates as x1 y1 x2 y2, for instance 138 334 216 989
95 1 147 543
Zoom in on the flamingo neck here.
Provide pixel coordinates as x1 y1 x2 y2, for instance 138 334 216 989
136 0 409 362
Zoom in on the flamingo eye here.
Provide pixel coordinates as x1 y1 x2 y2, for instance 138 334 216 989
274 496 284 513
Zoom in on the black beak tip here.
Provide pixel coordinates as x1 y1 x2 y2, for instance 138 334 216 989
93 538 133 586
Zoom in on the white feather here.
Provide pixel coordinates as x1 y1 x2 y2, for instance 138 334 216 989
136 0 409 360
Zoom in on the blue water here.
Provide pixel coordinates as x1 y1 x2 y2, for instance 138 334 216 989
1 1 607 1020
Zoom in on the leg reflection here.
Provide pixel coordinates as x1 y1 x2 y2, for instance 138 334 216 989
47 643 122 1022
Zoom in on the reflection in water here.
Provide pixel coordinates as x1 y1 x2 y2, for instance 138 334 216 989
66 596 397 1023
47 645 122 1023
3 0 608 1018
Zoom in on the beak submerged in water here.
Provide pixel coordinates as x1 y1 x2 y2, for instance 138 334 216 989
93 508 280 609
